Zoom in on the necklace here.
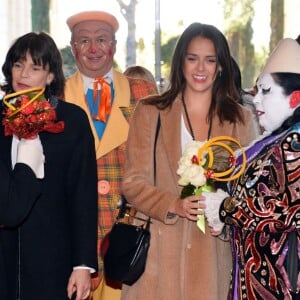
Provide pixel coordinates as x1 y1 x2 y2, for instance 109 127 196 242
182 95 212 141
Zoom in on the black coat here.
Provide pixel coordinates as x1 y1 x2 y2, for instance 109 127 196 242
0 163 41 300
0 99 98 300
0 163 41 227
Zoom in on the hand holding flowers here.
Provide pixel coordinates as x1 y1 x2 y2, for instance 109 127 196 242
177 136 246 233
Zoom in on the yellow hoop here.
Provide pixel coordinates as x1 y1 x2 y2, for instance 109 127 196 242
197 136 247 182
3 87 45 117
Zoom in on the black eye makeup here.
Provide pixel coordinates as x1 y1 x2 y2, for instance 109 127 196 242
262 87 271 95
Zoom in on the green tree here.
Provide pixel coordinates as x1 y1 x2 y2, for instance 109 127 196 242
161 36 178 77
224 0 256 88
240 19 255 87
60 46 77 78
31 0 50 32
269 0 284 52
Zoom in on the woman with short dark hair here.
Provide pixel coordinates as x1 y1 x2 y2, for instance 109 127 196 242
0 32 98 300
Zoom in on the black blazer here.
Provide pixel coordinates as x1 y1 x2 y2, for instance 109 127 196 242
0 99 98 300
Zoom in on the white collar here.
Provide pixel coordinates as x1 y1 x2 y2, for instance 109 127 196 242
81 69 114 93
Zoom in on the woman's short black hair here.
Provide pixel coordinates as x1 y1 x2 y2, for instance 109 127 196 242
1 32 65 97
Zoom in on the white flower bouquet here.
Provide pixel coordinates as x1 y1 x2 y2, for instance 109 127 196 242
176 137 247 233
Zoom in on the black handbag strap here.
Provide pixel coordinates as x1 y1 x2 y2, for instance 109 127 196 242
118 113 161 222
153 113 160 186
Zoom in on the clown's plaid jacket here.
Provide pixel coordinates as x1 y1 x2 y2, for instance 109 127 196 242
64 70 157 285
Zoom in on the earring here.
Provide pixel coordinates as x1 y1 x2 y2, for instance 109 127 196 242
219 70 222 77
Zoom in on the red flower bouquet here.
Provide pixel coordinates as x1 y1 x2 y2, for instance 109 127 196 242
2 87 64 139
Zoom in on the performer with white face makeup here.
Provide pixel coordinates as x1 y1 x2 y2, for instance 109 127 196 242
254 72 297 134
203 38 300 299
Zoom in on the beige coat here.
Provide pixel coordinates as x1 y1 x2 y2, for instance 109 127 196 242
121 97 258 300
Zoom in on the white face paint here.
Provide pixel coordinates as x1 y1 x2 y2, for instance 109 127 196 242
253 73 294 132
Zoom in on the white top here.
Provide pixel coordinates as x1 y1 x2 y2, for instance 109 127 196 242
181 114 193 154
81 69 114 93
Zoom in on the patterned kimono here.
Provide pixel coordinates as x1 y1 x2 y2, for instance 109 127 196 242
220 122 300 300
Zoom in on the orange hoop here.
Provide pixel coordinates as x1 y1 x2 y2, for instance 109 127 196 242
197 136 247 182
3 87 45 117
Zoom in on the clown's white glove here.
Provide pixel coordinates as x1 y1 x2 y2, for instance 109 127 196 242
16 136 45 179
202 189 229 232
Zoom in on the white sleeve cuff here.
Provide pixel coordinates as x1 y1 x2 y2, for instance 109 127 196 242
202 189 229 232
73 266 96 273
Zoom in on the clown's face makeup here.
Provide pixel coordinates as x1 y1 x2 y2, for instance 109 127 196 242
253 73 294 133
71 21 116 78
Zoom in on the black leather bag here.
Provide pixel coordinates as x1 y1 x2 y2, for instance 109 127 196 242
103 114 160 285
103 198 151 285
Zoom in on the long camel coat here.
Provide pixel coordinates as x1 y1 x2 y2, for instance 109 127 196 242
121 98 258 300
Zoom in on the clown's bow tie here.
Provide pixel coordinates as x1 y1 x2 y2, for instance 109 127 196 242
90 77 111 123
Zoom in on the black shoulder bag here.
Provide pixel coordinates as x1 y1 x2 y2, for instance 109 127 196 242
103 113 161 285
